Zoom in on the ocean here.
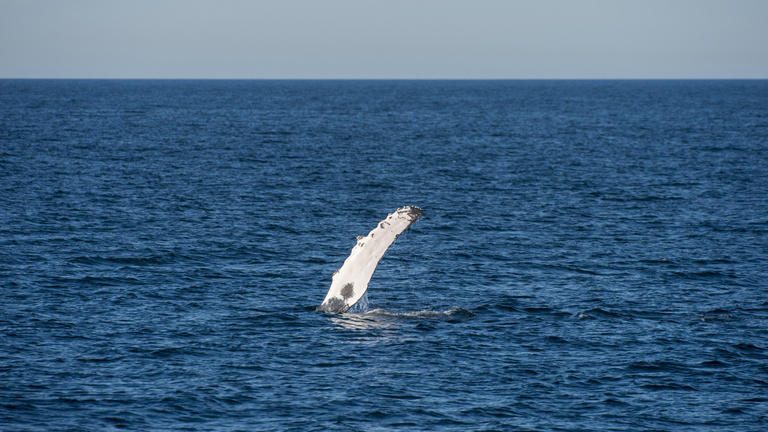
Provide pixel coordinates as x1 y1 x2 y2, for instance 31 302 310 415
1 80 767 431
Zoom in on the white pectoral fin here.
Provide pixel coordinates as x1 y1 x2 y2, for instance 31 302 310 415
319 206 422 313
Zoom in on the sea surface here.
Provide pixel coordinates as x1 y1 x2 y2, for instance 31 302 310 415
1 80 767 431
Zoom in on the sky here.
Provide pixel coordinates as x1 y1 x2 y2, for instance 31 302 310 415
0 0 766 79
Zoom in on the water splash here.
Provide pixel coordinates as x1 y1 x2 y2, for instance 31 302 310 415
348 292 369 313
330 306 473 331
364 307 473 319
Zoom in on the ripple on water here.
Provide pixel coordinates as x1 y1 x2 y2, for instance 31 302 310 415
1 80 767 431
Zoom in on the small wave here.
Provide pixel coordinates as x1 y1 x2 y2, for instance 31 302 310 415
732 342 764 353
328 307 474 330
70 254 172 266
627 360 688 372
700 145 748 153
523 306 555 314
148 346 202 358
592 193 683 202
698 308 734 322
699 360 728 368
50 275 142 287
364 307 474 320
531 263 605 276
671 270 735 280
545 335 568 344
602 397 630 406
76 356 119 363
460 405 515 418
639 258 676 265
641 382 697 391
495 303 519 312
743 397 768 403
722 406 747 415
575 307 622 320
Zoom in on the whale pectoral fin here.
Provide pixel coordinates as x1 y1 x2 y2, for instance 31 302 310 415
319 205 422 313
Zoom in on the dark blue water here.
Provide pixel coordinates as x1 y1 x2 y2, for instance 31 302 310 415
1 80 767 431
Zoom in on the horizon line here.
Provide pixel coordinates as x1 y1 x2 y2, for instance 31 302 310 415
1 77 767 81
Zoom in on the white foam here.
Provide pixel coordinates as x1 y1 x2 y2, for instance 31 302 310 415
329 307 472 331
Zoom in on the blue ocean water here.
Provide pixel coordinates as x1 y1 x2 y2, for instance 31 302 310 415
1 79 767 431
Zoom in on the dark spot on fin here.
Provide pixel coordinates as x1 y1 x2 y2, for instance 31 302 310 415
319 297 347 313
340 283 355 300
401 205 423 221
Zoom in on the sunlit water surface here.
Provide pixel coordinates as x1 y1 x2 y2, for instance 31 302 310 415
1 80 767 431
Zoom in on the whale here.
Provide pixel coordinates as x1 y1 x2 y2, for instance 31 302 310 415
318 206 422 313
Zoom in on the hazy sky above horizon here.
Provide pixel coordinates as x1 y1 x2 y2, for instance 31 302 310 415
1 0 766 78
